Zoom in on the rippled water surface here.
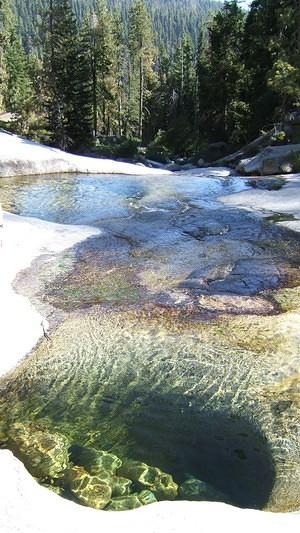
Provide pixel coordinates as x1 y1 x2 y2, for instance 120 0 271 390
1 172 300 512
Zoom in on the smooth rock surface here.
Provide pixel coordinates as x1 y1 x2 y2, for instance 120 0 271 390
237 144 300 175
0 132 171 177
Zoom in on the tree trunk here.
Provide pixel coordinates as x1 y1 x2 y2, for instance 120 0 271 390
92 33 97 138
138 54 144 140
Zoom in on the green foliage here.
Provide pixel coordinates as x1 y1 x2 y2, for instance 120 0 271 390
270 130 287 145
128 0 156 139
43 0 93 149
145 130 171 162
199 1 250 144
4 31 34 122
268 60 300 107
4 0 300 156
14 0 222 55
94 137 140 158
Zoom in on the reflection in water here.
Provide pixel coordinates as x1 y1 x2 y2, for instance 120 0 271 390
0 173 300 512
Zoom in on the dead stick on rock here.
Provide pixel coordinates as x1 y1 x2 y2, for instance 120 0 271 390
41 321 50 341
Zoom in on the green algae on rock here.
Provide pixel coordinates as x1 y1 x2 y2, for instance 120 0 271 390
8 423 70 479
65 466 112 509
118 460 178 500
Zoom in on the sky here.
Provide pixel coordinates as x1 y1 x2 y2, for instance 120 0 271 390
223 0 252 7
237 0 251 7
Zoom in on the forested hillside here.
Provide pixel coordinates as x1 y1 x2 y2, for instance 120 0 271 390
1 1 300 161
15 0 221 53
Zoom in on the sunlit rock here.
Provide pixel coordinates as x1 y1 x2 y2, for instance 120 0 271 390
8 423 70 479
118 460 178 500
106 494 143 511
69 444 122 475
65 466 112 509
111 475 133 497
107 489 157 510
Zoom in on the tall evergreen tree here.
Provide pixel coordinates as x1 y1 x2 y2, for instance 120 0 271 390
128 0 155 140
4 29 33 124
0 0 14 112
200 0 249 144
43 0 81 148
93 0 118 136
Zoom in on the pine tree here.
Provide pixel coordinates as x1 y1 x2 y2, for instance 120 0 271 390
43 0 80 149
95 0 118 135
4 29 33 125
128 0 155 140
112 8 128 136
200 0 249 144
0 0 14 112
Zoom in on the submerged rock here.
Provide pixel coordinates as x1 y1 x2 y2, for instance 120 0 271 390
106 490 157 511
8 423 70 479
179 477 231 504
69 444 122 475
138 490 158 505
65 466 112 509
111 475 133 497
41 483 64 496
106 494 143 511
118 460 178 500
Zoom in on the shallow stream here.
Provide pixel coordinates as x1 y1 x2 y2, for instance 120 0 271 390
0 172 300 512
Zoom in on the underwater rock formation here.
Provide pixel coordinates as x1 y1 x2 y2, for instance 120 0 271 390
107 490 157 511
8 423 70 479
118 461 178 500
69 444 122 475
179 477 231 504
65 466 112 509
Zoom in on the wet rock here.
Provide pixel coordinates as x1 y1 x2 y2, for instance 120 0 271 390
198 294 276 316
118 460 178 500
111 475 133 497
106 490 157 511
179 477 231 503
182 258 281 297
165 163 182 172
106 494 143 511
247 178 285 191
183 222 230 240
69 444 122 475
69 447 132 497
65 466 112 509
8 423 70 479
181 163 196 171
137 489 157 505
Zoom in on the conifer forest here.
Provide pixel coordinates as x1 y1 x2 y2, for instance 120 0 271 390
1 0 300 157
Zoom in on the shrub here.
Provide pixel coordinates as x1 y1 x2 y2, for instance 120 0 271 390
146 130 171 163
